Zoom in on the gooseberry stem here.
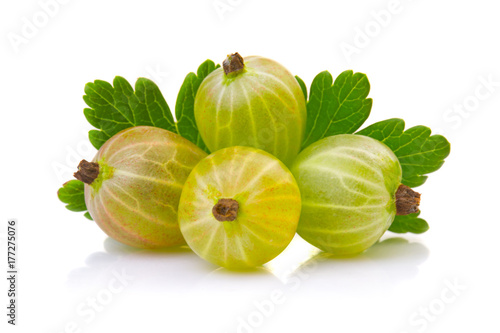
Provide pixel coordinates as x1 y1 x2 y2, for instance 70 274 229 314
395 184 421 215
223 53 245 75
213 198 239 222
74 159 100 185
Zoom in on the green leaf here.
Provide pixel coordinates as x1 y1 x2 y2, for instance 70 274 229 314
84 76 177 149
175 60 219 153
301 70 372 149
57 180 92 220
295 75 308 101
65 59 221 220
357 118 451 188
389 212 429 234
83 60 220 152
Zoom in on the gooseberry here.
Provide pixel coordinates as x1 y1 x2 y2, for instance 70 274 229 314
74 126 207 249
291 134 420 255
194 53 307 166
178 146 301 268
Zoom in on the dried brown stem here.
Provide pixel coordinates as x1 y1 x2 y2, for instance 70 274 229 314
395 184 421 215
223 53 245 75
74 160 100 185
213 198 239 222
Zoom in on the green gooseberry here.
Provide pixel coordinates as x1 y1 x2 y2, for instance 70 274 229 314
178 146 301 268
291 134 420 255
74 126 207 249
194 53 306 166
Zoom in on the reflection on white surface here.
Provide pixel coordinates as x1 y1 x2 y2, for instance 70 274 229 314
291 237 429 295
66 238 215 292
45 232 444 333
192 267 283 292
66 236 428 297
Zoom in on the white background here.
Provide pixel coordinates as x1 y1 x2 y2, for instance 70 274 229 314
1 0 499 332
